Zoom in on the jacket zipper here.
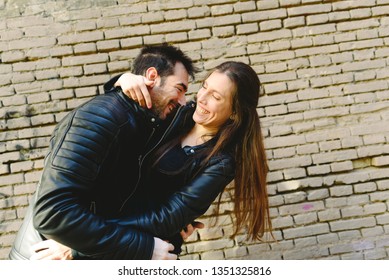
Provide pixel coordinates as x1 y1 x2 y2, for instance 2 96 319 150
90 201 96 214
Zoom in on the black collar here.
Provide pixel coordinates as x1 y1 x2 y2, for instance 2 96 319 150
115 87 163 128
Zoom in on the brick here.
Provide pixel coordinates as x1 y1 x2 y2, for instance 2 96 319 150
294 212 318 225
317 233 339 244
104 3 146 16
7 15 53 28
187 6 210 18
340 38 384 51
284 191 306 204
372 156 389 166
330 217 376 231
357 144 389 158
330 185 353 197
319 140 341 151
36 58 61 70
338 19 380 32
365 248 387 260
333 0 376 10
165 32 188 43
296 143 319 155
294 236 317 247
107 61 131 73
351 8 373 19
257 0 280 10
84 63 107 75
364 203 387 215
341 136 363 148
272 216 293 229
150 20 196 34
1 50 26 63
269 155 312 172
279 201 325 215
264 82 288 94
50 89 74 100
325 197 347 208
189 29 211 40
265 135 306 149
283 223 329 239
307 189 329 200
213 26 235 37
109 49 139 61
141 11 164 23
318 209 341 222
377 180 389 190
186 239 234 253
339 230 362 241
341 252 363 260
283 247 328 259
284 16 306 28
96 17 119 28
62 53 108 67
260 19 282 31
74 43 97 54
224 246 248 259
273 147 296 159
211 4 233 16
27 92 50 104
201 250 224 260
347 194 369 206
248 29 292 43
198 227 224 240
354 182 377 193
283 168 306 179
376 213 389 225
73 19 96 32
118 15 141 26
341 206 364 218
265 104 288 116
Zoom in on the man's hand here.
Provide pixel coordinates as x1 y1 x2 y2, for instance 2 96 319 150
180 221 205 240
30 239 73 260
115 73 154 109
152 237 177 260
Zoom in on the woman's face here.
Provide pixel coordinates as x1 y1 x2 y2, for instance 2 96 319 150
193 71 235 132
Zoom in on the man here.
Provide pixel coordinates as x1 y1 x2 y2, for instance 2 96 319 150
9 44 197 260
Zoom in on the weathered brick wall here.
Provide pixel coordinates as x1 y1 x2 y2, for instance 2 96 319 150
1 0 389 260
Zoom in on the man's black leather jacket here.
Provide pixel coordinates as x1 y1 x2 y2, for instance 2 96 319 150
9 82 235 260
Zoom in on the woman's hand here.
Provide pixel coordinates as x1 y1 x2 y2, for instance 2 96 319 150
115 73 154 109
180 221 204 240
30 239 73 260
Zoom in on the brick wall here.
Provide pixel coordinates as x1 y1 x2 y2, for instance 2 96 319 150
1 0 389 260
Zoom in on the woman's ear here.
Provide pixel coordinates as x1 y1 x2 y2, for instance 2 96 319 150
145 67 158 87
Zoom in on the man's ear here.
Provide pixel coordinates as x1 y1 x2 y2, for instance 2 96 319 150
145 67 158 87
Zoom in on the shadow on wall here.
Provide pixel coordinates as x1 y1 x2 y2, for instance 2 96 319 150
0 192 9 231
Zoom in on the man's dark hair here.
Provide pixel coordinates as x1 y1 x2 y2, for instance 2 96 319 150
132 43 197 82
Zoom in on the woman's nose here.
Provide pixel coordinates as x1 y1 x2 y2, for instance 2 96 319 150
197 91 207 103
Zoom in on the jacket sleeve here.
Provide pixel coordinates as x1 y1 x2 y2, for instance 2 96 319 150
33 101 154 260
113 156 235 238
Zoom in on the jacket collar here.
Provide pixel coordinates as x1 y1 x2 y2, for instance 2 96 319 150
114 87 163 128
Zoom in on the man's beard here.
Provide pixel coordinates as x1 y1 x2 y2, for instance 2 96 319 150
150 86 167 119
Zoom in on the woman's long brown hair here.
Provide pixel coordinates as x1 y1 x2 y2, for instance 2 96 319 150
204 61 272 240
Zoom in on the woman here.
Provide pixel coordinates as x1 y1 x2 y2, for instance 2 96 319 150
31 61 272 259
